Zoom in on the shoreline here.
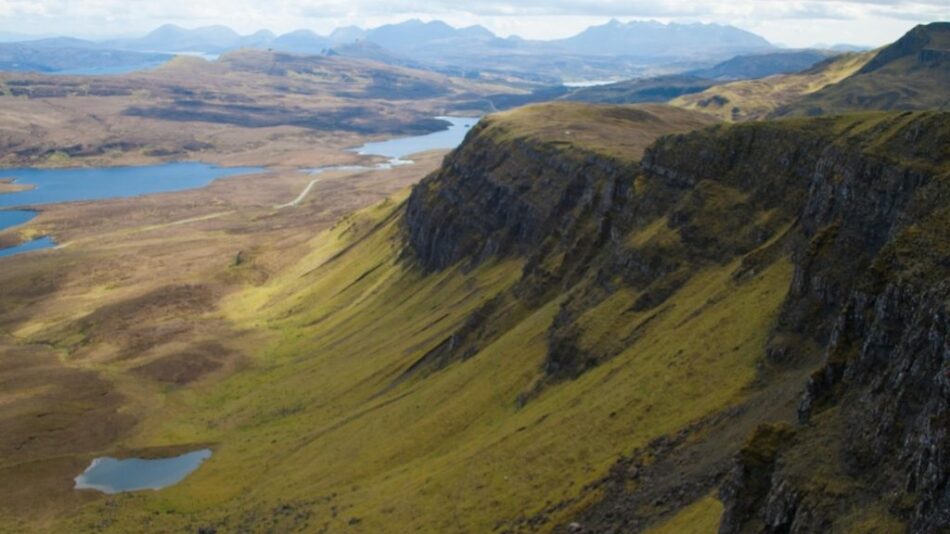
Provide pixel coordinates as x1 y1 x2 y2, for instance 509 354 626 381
0 178 36 195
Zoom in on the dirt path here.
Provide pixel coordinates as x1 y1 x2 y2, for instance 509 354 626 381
276 177 321 208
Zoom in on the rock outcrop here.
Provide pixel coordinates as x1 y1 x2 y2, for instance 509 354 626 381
403 104 949 531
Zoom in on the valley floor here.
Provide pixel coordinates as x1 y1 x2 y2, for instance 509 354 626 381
0 149 446 531
1 101 945 534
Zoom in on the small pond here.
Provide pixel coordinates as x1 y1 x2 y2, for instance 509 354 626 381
74 449 212 494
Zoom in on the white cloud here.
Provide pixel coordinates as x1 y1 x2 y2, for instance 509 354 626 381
0 0 946 46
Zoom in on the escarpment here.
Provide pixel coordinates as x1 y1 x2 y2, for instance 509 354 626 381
713 113 949 533
404 121 638 273
402 105 949 531
404 103 717 273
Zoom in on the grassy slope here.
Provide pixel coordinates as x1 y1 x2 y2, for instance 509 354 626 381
645 495 723 534
670 51 875 121
53 169 793 532
8 107 939 532
563 75 714 105
774 24 950 117
482 102 718 162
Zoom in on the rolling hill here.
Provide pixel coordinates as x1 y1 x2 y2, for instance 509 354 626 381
686 49 839 80
774 22 950 116
673 23 949 122
670 50 876 121
564 75 716 104
563 50 842 106
3 97 945 533
0 49 512 167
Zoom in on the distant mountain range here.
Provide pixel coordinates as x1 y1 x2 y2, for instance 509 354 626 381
551 19 772 57
0 19 867 84
85 19 776 60
504 49 842 109
0 39 172 74
812 43 873 52
686 49 840 80
0 19 782 79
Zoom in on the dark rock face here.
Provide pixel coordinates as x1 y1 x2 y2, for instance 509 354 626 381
716 114 950 532
718 424 797 534
404 109 949 532
403 118 642 380
405 120 637 273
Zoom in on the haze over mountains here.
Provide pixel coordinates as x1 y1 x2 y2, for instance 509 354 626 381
0 19 789 80
25 19 778 58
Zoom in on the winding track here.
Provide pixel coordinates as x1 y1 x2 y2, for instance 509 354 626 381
276 178 321 208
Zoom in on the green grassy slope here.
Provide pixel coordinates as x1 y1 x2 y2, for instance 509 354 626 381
774 22 950 117
17 104 945 533
564 75 715 105
670 51 875 121
55 186 790 532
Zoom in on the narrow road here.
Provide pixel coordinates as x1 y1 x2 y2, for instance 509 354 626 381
276 178 320 208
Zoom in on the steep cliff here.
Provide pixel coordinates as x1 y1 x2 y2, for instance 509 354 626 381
403 105 949 532
717 112 950 533
405 103 716 272
39 101 946 532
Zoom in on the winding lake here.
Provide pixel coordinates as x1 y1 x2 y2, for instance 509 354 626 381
0 162 262 209
0 209 36 230
353 116 476 160
0 236 56 258
282 116 479 208
74 449 212 494
0 163 262 257
1 116 479 258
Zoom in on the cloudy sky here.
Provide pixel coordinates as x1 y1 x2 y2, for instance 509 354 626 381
0 0 947 47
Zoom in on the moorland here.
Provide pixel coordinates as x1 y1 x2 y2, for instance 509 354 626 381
0 19 947 534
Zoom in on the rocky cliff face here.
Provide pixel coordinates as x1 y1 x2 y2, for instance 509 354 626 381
403 107 948 531
718 113 950 533
405 122 635 273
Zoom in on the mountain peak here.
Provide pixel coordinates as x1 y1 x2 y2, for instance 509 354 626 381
248 29 275 39
858 21 950 74
330 25 366 43
145 23 186 36
558 19 773 58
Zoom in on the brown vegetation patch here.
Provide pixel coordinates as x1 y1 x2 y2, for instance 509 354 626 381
133 341 232 384
72 284 216 353
0 342 133 516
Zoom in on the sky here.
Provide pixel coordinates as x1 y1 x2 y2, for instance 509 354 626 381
0 0 947 47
